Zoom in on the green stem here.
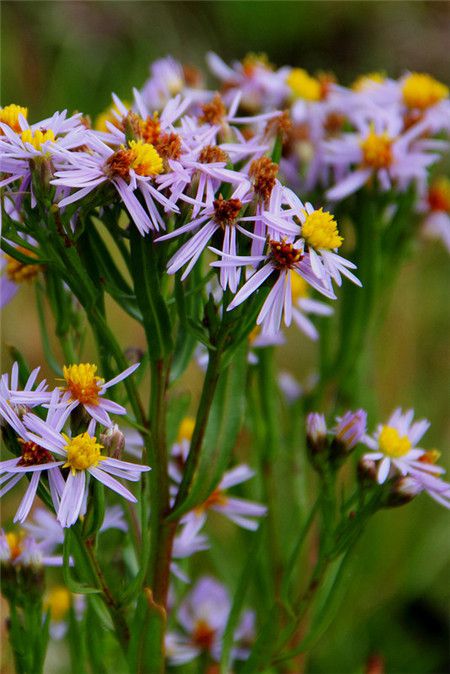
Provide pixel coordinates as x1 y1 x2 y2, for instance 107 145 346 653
171 344 224 511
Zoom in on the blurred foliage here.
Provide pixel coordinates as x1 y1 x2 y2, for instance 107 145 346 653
1 2 450 673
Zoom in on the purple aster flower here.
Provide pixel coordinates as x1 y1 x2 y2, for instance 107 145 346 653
158 181 252 291
0 528 64 567
140 56 207 111
0 391 70 523
212 238 336 338
180 464 267 539
173 576 255 664
207 52 289 113
59 361 140 427
361 408 445 485
324 112 441 201
22 414 150 527
0 361 52 407
24 504 128 553
52 130 178 235
0 110 88 204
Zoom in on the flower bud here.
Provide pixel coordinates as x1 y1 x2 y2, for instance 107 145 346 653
100 424 125 459
306 413 328 471
331 409 367 461
357 456 378 484
384 476 422 507
306 413 327 453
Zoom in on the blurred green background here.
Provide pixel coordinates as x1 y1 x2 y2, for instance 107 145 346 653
1 2 450 673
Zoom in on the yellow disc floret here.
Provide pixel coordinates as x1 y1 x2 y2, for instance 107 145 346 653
95 100 131 132
378 426 412 458
5 531 24 561
290 272 309 302
352 72 386 92
287 68 321 101
63 363 102 406
21 128 55 150
63 432 105 473
402 73 449 110
45 586 71 622
177 416 195 443
360 127 393 170
0 104 28 133
3 246 41 284
128 140 164 176
428 176 450 213
302 208 343 250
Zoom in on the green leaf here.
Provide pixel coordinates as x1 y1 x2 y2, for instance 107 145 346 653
129 227 173 361
220 529 263 673
128 590 166 674
63 529 101 595
169 343 247 519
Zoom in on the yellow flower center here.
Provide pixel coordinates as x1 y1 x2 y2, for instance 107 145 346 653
5 532 24 561
127 140 164 176
428 176 450 213
63 432 105 473
195 488 229 514
0 104 28 133
21 128 55 150
352 72 386 92
3 246 41 284
378 426 412 458
94 100 131 132
402 73 449 110
44 586 72 622
177 416 195 443
287 69 321 101
290 271 309 302
63 363 102 405
301 208 343 250
360 128 393 170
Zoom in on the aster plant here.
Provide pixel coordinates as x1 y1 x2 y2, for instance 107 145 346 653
0 54 449 673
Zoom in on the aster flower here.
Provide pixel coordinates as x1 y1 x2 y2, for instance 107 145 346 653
22 414 150 527
324 113 441 201
158 181 253 291
58 361 139 427
24 504 128 553
141 56 207 111
0 391 70 523
180 465 267 539
0 529 64 567
212 238 336 338
172 576 255 664
0 109 87 199
52 131 178 235
0 361 52 407
207 52 289 113
361 408 446 485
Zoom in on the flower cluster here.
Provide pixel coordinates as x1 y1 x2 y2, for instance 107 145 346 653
306 407 450 508
1 53 448 672
0 362 149 527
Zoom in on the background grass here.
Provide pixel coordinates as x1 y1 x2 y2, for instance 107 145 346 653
1 2 449 673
